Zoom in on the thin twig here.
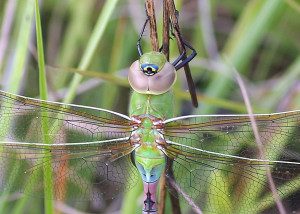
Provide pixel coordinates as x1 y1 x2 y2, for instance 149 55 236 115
162 0 170 58
145 0 159 51
159 2 182 214
165 159 181 214
158 172 167 214
233 68 287 214
167 0 198 107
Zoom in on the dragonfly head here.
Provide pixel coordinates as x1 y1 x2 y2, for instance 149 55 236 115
134 151 165 183
128 51 176 95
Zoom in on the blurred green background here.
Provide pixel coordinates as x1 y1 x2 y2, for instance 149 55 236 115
0 0 299 213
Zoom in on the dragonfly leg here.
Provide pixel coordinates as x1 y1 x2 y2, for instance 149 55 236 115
137 18 149 56
168 9 197 70
172 40 197 70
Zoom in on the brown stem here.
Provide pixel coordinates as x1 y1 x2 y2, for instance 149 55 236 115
162 0 170 59
145 0 159 51
166 159 182 214
167 0 198 107
159 1 183 214
158 172 167 214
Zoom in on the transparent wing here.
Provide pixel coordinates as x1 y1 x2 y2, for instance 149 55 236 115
0 90 138 201
0 90 133 143
164 111 300 214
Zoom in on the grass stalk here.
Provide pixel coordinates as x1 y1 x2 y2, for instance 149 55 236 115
199 0 286 114
35 0 54 213
0 0 35 212
54 0 94 88
63 0 119 104
4 0 35 93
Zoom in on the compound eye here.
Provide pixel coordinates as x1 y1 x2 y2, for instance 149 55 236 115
141 63 159 76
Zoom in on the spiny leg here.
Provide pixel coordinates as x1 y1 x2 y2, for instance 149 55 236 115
172 39 197 70
137 18 149 56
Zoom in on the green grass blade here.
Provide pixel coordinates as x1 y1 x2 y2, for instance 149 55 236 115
35 0 54 213
4 0 35 94
100 19 131 109
0 0 35 211
63 0 119 104
36 0 48 100
199 0 287 114
54 0 95 88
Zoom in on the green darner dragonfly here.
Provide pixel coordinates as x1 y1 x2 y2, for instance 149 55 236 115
0 25 300 214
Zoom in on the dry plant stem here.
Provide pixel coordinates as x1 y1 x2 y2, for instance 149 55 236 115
162 0 170 58
158 2 182 214
233 69 286 214
167 0 198 107
158 172 167 214
166 159 181 214
145 0 159 51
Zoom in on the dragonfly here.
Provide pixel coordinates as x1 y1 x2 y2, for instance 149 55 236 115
0 25 300 214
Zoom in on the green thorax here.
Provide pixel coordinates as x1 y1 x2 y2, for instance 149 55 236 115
129 91 174 119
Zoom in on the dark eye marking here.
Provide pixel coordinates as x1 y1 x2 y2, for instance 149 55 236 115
140 63 159 76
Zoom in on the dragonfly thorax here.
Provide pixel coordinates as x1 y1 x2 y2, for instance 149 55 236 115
128 51 177 95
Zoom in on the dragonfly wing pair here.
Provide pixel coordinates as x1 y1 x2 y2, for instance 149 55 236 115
0 90 138 202
163 111 300 213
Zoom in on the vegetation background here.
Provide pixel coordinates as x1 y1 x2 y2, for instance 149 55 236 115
0 0 299 213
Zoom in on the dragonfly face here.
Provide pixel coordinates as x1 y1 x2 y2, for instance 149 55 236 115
128 51 177 95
